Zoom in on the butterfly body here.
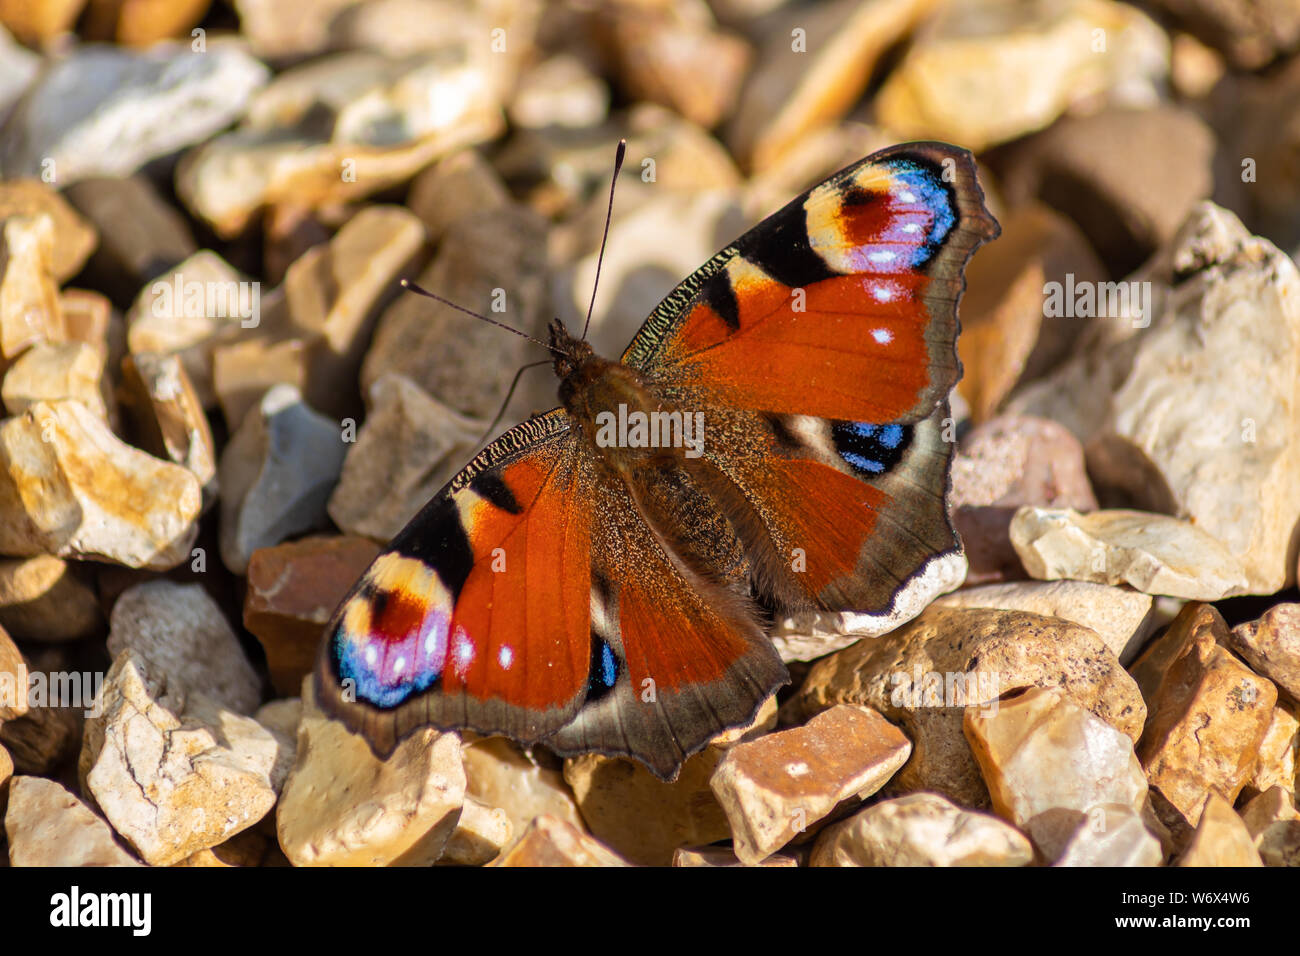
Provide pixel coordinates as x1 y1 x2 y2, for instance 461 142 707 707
317 142 999 780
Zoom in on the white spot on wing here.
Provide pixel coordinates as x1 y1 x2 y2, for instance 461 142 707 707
498 645 514 669
872 328 893 344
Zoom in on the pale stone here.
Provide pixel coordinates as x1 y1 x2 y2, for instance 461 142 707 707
0 213 62 359
126 250 259 408
218 384 348 575
563 748 733 867
0 42 269 184
1138 625 1278 829
672 845 798 867
793 606 1146 807
965 685 1150 862
172 829 268 868
1010 204 1300 595
1239 787 1300 867
0 399 201 569
729 0 940 171
80 650 280 866
438 796 512 866
461 737 587 845
1229 603 1300 702
0 554 103 643
5 776 141 867
176 49 504 237
3 341 108 420
328 374 485 542
406 148 510 245
509 54 609 130
212 335 309 431
1244 702 1298 800
491 815 630 867
1010 507 1250 600
276 683 465 867
282 205 427 420
875 0 1168 151
1176 793 1264 866
934 580 1155 664
254 696 301 794
811 792 1033 867
0 622 27 720
107 579 261 714
1053 803 1163 866
711 705 912 865
121 351 217 506
0 180 97 281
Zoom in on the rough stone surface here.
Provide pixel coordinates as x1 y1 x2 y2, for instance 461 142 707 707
120 351 217 506
1229 603 1300 702
711 705 912 865
810 792 1034 867
1176 793 1264 866
491 815 630 867
793 606 1146 807
80 650 279 866
0 399 201 569
107 579 261 714
5 776 141 867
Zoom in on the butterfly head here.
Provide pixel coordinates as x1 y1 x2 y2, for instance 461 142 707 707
548 316 594 380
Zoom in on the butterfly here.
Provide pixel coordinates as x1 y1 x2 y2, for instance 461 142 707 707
314 141 999 781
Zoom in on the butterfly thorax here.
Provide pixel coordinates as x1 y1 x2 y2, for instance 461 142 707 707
549 317 684 473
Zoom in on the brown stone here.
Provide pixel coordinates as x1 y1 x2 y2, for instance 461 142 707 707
0 700 81 773
211 333 310 432
58 289 114 364
244 535 382 695
1129 602 1228 706
1138 625 1278 828
84 0 213 47
1228 603 1300 702
0 180 97 281
0 555 102 643
1176 793 1264 866
437 796 512 866
173 828 269 867
491 815 631 867
1244 701 1298 800
0 0 87 46
1239 786 1300 867
407 149 510 246
792 606 1146 807
672 845 798 867
120 351 217 506
711 705 912 865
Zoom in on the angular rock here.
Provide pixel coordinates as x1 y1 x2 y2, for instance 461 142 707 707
1138 623 1278 829
0 695 81 773
965 685 1150 862
1001 107 1215 275
1128 601 1228 706
5 776 141 867
1239 787 1300 867
0 622 25 720
0 213 62 359
0 180 97 282
361 205 549 419
120 351 217 505
126 250 260 408
0 42 269 184
218 384 348 575
83 0 212 47
1176 793 1264 866
3 341 109 421
728 0 938 171
461 737 587 844
0 399 201 569
406 148 510 245
491 815 630 867
933 580 1154 665
59 288 114 363
243 535 381 695
810 791 1033 867
1245 702 1298 800
282 205 427 419
253 696 301 794
211 333 309 432
63 175 197 307
876 0 1167 151
107 580 262 714
328 375 485 542
276 683 465 867
711 705 912 865
80 650 280 866
438 796 512 867
173 829 269 868
1053 803 1164 866
1228 604 1300 702
1010 507 1250 600
231 0 361 58
793 606 1146 807
956 206 1107 422
950 415 1098 584
176 48 503 237
1011 204 1300 595
0 554 103 643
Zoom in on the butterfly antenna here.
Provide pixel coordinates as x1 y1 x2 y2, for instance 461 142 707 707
476 359 551 447
400 279 563 356
580 138 627 341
